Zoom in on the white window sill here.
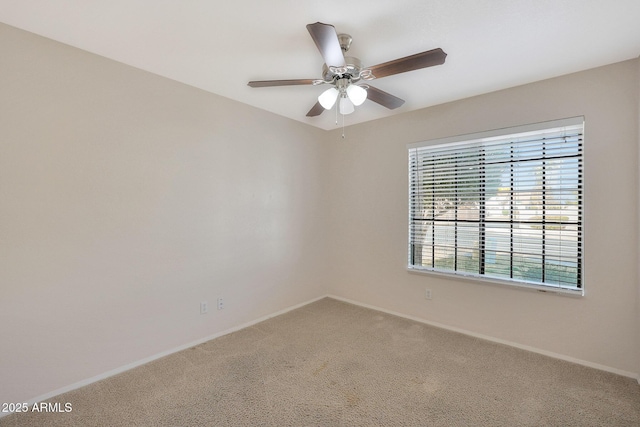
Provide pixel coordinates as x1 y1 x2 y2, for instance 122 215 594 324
407 266 584 297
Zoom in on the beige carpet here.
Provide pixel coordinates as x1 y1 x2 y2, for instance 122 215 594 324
2 297 640 426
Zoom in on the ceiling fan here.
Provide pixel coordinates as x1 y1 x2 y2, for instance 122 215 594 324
248 22 447 117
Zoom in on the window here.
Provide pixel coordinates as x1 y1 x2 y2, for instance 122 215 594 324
408 117 583 293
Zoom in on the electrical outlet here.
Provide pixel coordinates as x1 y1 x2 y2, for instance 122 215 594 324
200 301 208 314
217 297 224 310
425 289 432 300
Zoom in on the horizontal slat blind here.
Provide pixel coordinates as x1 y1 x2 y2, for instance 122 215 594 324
408 118 583 290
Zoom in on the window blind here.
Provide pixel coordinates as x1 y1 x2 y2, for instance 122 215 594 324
408 118 584 291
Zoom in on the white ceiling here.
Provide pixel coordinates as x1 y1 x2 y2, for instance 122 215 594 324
1 1 639 130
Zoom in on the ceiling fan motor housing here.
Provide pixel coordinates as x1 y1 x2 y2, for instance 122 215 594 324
322 56 364 84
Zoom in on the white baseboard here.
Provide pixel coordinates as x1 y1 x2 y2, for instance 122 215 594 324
0 295 327 419
326 294 639 381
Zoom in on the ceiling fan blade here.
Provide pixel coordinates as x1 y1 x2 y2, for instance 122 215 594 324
368 48 447 79
306 101 325 117
365 85 405 109
248 79 316 88
306 22 346 68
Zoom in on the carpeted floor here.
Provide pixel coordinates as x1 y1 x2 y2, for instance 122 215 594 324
2 297 640 426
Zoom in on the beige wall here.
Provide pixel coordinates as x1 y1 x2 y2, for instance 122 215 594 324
0 23 329 404
325 59 640 375
637 56 640 376
1 21 639 406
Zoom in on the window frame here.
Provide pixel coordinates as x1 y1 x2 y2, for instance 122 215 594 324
407 117 584 296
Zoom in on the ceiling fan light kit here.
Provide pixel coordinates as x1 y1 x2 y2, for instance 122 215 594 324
318 78 367 114
248 22 447 119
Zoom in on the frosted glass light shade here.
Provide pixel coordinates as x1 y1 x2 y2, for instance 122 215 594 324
346 84 367 106
318 87 339 109
339 96 355 115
